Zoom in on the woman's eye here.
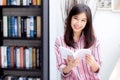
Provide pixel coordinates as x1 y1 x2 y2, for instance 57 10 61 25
74 17 78 20
82 20 86 22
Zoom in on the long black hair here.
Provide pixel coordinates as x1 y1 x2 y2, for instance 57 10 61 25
64 4 96 48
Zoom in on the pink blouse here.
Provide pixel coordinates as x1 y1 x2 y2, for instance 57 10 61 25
55 34 102 80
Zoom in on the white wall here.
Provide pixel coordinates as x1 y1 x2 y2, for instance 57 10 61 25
49 0 64 80
93 10 120 80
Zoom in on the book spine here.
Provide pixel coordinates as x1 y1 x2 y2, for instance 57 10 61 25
36 48 40 68
37 16 41 38
29 47 32 68
25 48 29 68
14 16 18 37
32 0 36 6
29 16 34 38
0 0 2 5
11 46 14 68
17 16 21 37
1 46 7 68
7 46 11 67
26 17 30 38
34 16 37 37
16 0 20 5
37 0 41 6
20 47 24 68
32 47 36 68
3 16 8 37
3 0 7 6
11 0 17 5
8 16 11 37
16 47 20 68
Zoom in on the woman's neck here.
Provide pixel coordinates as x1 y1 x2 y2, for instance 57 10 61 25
73 32 82 42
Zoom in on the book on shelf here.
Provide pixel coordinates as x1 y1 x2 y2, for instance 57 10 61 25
0 0 41 6
36 48 40 68
32 47 36 68
3 16 41 38
20 47 24 68
3 16 8 37
1 46 7 68
36 16 41 38
24 47 31 69
59 46 91 59
0 46 40 69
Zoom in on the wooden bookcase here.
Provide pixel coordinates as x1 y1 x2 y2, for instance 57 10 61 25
0 0 49 80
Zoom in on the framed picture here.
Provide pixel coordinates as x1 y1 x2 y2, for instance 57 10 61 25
112 0 120 12
98 0 111 10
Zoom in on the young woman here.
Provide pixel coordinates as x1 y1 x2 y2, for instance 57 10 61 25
55 4 101 80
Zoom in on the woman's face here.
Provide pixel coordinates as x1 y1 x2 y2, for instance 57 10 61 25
71 12 87 34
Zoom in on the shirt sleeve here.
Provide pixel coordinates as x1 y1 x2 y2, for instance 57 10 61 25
54 37 72 77
92 40 102 78
94 40 102 67
93 40 102 74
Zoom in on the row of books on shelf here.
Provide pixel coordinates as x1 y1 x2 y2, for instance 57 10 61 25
3 16 41 38
0 46 40 69
0 75 40 80
0 0 41 6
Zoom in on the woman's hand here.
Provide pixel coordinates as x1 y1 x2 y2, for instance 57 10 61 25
85 54 100 73
63 55 80 74
66 55 80 68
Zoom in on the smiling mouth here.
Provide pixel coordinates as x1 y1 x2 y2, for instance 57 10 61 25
74 26 82 29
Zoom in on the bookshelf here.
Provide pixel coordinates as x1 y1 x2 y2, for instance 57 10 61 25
0 0 49 80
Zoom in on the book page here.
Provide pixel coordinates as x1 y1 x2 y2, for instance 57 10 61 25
59 46 73 59
74 49 91 59
59 46 91 59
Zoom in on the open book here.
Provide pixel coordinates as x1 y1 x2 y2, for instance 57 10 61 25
59 46 91 59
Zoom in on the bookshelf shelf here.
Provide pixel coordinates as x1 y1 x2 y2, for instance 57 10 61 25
3 70 41 77
2 7 41 16
0 0 49 80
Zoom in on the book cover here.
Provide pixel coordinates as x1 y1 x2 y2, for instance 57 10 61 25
59 46 91 59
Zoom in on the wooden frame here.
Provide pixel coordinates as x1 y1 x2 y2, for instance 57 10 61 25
112 0 120 12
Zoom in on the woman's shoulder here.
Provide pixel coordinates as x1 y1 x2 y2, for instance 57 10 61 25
94 37 101 47
55 34 66 47
55 34 64 41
